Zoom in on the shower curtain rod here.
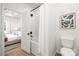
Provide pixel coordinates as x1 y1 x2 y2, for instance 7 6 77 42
30 5 40 12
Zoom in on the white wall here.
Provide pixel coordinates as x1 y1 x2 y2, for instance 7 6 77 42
45 3 79 56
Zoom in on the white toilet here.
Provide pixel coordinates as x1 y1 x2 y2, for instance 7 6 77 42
60 37 76 56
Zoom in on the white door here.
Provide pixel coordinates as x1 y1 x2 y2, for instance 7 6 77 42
31 8 40 55
21 11 31 54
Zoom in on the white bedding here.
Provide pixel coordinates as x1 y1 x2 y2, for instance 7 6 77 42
4 31 21 51
5 32 21 46
6 34 21 42
5 31 21 42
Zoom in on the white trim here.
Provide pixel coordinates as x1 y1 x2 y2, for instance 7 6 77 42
1 3 4 56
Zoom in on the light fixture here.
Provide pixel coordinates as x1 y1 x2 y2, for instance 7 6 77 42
4 8 18 17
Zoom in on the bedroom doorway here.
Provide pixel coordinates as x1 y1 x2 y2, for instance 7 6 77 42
3 8 22 56
1 3 42 56
3 8 32 56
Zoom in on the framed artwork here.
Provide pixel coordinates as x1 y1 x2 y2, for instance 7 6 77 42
60 13 76 29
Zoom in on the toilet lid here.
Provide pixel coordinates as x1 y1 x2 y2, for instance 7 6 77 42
60 48 75 56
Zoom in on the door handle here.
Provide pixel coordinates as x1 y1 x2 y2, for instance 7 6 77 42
30 32 32 34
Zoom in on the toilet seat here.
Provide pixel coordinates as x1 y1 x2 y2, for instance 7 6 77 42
60 48 75 56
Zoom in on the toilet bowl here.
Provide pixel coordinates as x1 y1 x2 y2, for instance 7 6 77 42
60 48 75 56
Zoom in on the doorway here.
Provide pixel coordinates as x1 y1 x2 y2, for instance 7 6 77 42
3 8 23 56
1 3 42 56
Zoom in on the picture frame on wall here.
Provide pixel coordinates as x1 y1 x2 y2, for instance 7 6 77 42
60 13 76 29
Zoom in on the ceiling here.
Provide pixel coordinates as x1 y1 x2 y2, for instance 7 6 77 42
3 3 43 13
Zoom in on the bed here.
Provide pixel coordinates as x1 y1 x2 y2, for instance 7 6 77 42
4 31 21 51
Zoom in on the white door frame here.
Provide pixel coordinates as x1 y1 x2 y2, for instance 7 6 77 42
0 3 5 56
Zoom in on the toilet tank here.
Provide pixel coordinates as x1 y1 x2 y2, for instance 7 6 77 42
61 37 74 49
